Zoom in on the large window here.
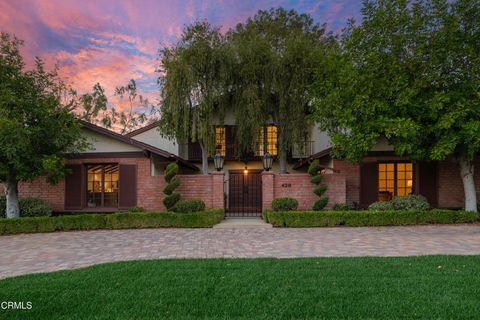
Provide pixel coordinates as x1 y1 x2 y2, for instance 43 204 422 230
256 125 278 156
87 164 119 207
378 162 413 201
214 127 226 156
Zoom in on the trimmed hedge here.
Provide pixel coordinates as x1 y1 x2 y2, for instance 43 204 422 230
0 209 224 235
263 209 479 228
272 197 299 211
171 199 206 213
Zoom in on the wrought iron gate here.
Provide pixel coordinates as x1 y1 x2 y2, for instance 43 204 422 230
227 170 262 217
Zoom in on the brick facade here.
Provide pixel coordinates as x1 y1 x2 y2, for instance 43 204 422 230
7 156 224 212
262 172 347 211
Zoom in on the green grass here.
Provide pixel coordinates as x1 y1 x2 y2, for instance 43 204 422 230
1 256 479 319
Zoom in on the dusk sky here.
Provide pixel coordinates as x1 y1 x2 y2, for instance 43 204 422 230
0 0 361 113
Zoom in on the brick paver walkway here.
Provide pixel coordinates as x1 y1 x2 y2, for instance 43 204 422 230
0 224 479 279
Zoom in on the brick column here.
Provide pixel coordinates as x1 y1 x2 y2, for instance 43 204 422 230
261 171 275 211
211 171 225 209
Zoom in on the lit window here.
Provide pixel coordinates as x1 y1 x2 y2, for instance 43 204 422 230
87 164 119 207
256 125 278 156
378 162 413 201
215 127 226 156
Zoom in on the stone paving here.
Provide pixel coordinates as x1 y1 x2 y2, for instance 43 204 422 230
0 224 479 279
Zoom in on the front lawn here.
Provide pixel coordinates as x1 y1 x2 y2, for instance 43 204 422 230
1 256 479 319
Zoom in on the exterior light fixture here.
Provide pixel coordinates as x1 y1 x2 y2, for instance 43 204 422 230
243 165 248 175
213 153 224 172
262 151 273 171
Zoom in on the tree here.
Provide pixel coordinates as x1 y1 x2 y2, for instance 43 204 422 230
0 33 86 218
158 22 229 174
228 8 328 173
311 0 480 211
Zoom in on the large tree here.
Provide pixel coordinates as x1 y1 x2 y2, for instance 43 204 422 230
229 8 328 173
158 22 229 174
0 33 87 218
311 0 480 211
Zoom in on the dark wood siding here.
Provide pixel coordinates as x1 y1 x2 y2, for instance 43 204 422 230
417 161 438 207
119 164 137 209
65 164 84 210
360 162 378 208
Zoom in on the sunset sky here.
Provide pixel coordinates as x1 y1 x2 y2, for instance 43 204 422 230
0 0 361 113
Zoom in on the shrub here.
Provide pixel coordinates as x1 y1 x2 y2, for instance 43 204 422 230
369 195 430 211
171 199 206 213
0 209 225 235
308 160 328 210
263 209 479 228
332 203 352 211
272 198 298 211
368 201 395 211
163 163 181 209
0 196 52 217
128 206 145 213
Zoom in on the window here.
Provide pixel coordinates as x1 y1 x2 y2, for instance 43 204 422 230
378 162 413 201
256 125 278 156
215 127 226 156
87 164 119 207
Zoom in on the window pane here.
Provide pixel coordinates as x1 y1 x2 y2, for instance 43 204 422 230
215 127 226 156
398 171 405 179
398 180 405 187
387 171 394 179
379 164 386 172
386 163 394 171
397 163 405 171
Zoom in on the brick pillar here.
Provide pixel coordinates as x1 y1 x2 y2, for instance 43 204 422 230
211 171 225 209
262 171 275 211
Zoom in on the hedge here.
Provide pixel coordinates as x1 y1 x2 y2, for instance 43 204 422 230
0 209 224 235
263 209 479 228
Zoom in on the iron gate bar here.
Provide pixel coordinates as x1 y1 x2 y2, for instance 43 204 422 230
227 169 262 217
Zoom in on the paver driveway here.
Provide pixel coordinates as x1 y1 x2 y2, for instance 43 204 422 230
0 224 479 279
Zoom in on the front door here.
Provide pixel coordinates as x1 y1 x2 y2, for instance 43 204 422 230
227 170 262 217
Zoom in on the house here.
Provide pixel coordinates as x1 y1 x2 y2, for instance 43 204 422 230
10 119 479 216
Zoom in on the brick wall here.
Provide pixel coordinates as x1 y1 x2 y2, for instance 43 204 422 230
5 157 225 212
262 173 346 211
437 157 480 208
332 159 361 205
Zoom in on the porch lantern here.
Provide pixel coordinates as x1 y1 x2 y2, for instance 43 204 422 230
213 153 224 171
262 151 273 171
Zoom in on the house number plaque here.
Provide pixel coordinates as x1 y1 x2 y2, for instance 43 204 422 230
281 183 292 188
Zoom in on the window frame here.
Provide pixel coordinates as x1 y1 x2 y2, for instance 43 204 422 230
86 163 119 208
377 161 414 200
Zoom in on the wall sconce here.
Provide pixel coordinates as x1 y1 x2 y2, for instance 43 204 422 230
213 153 224 171
243 165 248 175
262 151 273 171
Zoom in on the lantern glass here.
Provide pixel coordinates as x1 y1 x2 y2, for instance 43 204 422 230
213 153 224 171
262 151 273 171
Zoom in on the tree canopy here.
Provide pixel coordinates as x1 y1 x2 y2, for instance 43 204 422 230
0 32 86 217
228 8 330 172
158 21 230 174
311 0 480 211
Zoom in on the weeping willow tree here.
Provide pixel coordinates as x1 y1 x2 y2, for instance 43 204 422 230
158 22 230 174
228 8 329 173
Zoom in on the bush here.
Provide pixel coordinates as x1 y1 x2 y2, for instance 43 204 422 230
0 196 52 217
263 209 479 228
0 209 224 235
313 197 329 211
369 195 430 211
128 206 145 213
171 199 206 213
332 203 352 211
308 160 328 210
368 201 395 211
163 163 181 209
272 198 299 211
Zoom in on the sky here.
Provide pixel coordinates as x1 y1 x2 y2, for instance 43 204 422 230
0 0 361 114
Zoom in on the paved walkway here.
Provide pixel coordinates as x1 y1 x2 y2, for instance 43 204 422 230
0 224 479 279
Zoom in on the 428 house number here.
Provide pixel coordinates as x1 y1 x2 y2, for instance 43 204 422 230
281 183 292 188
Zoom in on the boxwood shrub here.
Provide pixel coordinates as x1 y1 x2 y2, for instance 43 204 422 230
272 197 298 211
369 195 430 211
0 209 224 235
263 209 479 228
0 196 52 218
171 199 206 213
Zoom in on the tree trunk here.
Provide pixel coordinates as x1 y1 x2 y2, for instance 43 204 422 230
5 176 20 218
278 126 287 174
458 154 478 212
199 141 209 175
